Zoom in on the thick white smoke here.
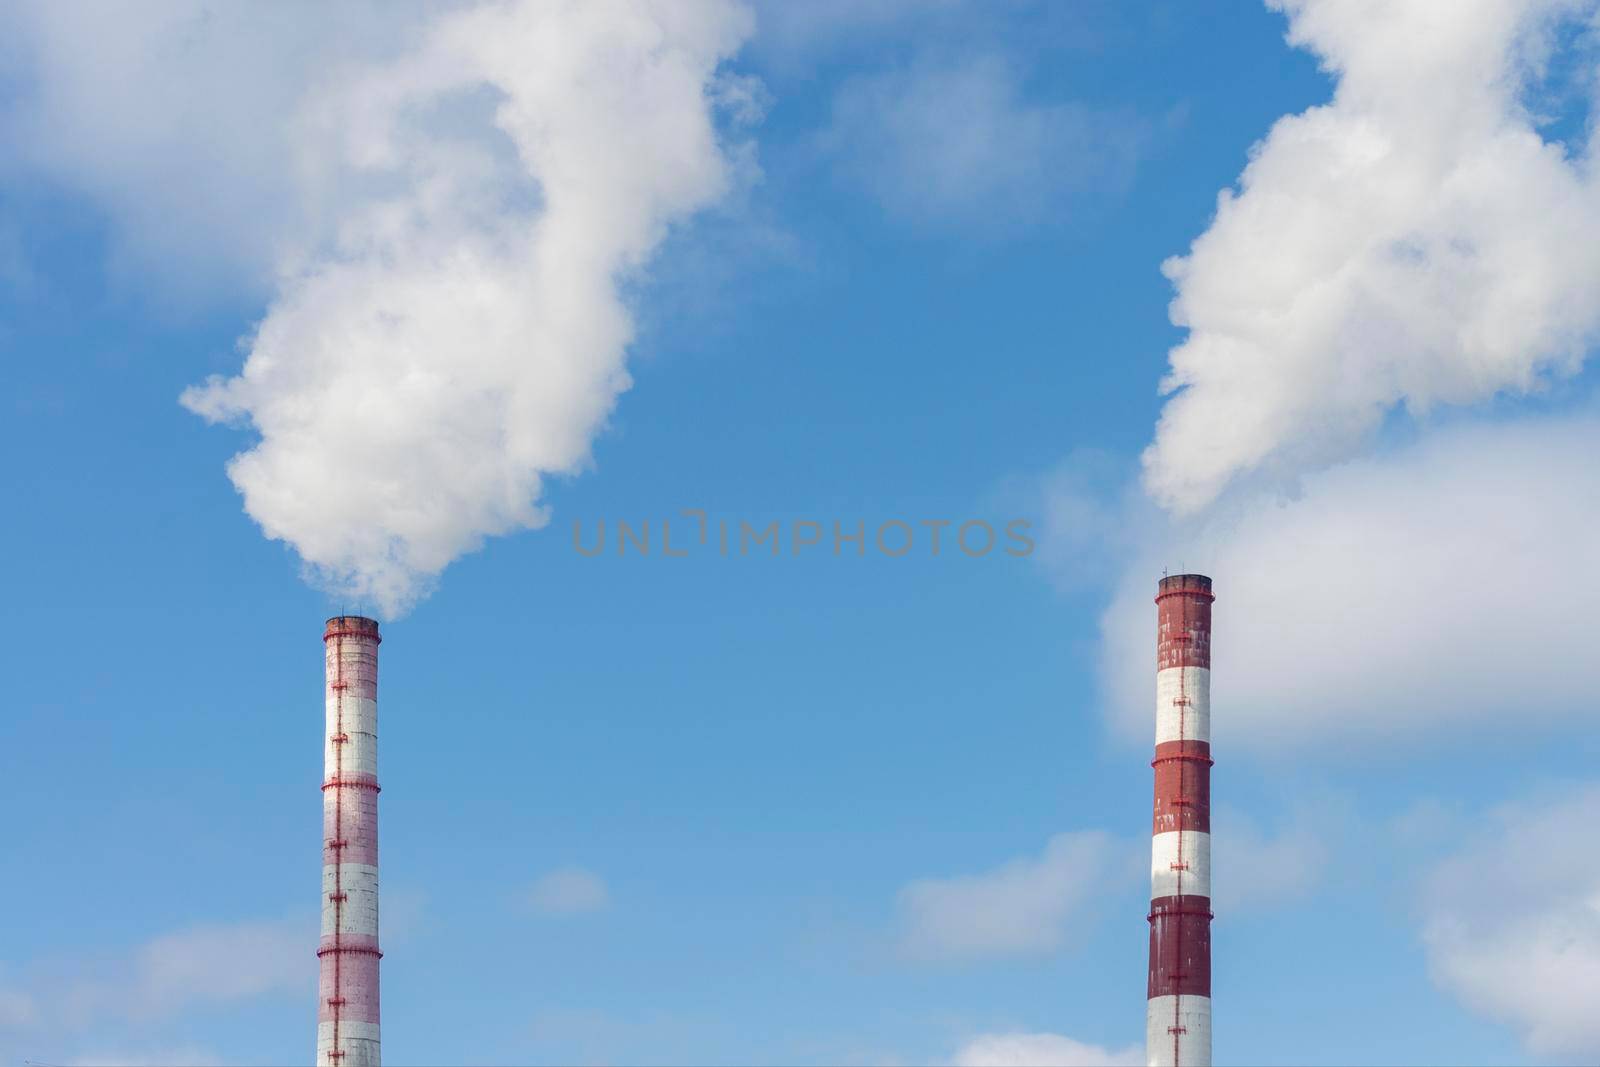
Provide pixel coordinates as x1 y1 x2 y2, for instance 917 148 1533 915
171 0 753 615
1145 0 1600 512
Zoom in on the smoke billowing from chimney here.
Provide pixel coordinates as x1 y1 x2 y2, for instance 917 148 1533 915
1144 0 1600 514
181 0 755 616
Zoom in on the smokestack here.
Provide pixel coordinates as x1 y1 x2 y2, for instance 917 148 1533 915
1147 574 1213 1067
319 616 382 1065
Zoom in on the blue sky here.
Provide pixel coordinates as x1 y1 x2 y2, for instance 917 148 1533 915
4 1 1600 1064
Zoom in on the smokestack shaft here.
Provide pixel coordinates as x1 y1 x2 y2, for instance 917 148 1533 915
319 617 382 1065
1146 575 1213 1066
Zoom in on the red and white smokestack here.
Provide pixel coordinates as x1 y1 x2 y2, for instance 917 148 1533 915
319 616 382 1065
1147 574 1213 1067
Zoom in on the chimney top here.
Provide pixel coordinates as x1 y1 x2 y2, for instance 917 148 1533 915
324 616 382 643
1155 573 1213 602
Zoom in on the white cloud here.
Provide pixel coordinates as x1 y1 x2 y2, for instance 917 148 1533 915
1210 803 1332 915
382 885 431 945
525 1006 749 1065
0 985 38 1028
126 916 308 1018
1024 448 1150 592
1102 413 1600 748
950 1032 1142 1067
821 55 1141 227
168 0 755 616
65 1048 222 1067
55 916 312 1026
1144 0 1600 512
0 1 438 300
527 866 611 917
0 915 310 1055
1422 782 1600 1058
749 0 963 59
895 832 1136 962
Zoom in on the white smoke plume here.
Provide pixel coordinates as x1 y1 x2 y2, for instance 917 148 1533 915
170 0 754 615
1145 0 1600 513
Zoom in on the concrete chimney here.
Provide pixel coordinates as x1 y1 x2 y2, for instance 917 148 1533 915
1147 574 1213 1067
319 616 383 1065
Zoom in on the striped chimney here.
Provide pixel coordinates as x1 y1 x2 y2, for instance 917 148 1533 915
1146 574 1213 1067
319 616 383 1065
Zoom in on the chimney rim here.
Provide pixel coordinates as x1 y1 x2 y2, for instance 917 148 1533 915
323 615 382 642
1155 573 1214 602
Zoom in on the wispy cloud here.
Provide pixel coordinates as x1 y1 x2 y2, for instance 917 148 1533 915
895 831 1138 963
0 915 310 1054
1422 782 1600 1058
950 1031 1142 1067
748 0 965 61
526 1005 740 1064
821 55 1143 229
0 0 428 301
0 985 39 1028
64 1048 223 1067
1211 802 1335 916
122 916 308 1019
526 866 611 917
1097 412 1600 749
